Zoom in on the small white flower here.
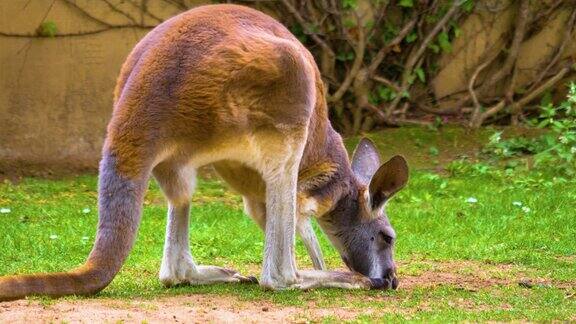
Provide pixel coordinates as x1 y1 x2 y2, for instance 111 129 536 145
81 236 89 240
0 208 11 214
466 197 478 203
49 234 58 240
512 201 523 207
82 208 91 214
522 206 531 214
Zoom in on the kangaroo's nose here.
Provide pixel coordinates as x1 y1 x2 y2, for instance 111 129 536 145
390 276 399 290
370 267 399 290
384 267 399 290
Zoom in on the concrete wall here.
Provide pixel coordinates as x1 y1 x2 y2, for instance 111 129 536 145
432 1 576 108
0 0 204 174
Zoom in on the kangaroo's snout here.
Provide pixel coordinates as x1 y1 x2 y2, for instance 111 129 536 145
370 269 398 290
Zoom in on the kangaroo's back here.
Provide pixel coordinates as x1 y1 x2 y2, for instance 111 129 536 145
109 5 321 166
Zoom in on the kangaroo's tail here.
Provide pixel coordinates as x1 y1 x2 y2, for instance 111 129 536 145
0 151 148 301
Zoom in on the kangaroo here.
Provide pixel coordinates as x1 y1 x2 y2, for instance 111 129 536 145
0 4 408 300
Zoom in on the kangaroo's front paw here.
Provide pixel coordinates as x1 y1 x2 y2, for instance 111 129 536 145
289 270 372 290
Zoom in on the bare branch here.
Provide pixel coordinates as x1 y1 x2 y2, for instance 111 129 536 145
0 25 155 38
280 0 335 58
532 0 564 23
372 75 402 93
126 0 164 23
470 65 572 128
405 1 459 75
162 0 189 11
476 0 530 96
511 65 572 115
528 6 576 93
366 0 390 41
328 11 365 102
367 16 417 75
40 0 57 23
61 0 113 27
385 0 461 118
102 0 138 24
469 53 499 124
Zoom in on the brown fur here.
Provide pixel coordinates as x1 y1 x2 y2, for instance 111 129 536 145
106 5 335 180
0 4 406 300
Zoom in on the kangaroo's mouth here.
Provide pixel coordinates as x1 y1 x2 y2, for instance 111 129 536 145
342 255 399 290
369 276 399 290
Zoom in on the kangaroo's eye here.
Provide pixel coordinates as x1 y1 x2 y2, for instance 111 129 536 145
379 231 394 245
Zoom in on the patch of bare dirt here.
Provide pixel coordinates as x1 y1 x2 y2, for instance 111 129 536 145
398 259 575 291
397 260 515 291
0 295 364 324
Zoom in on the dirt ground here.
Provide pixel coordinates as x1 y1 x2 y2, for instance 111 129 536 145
0 296 309 324
0 261 572 323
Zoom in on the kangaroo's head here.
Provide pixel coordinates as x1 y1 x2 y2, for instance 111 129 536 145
319 138 408 289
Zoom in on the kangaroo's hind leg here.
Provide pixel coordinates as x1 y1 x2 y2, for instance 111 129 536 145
154 161 256 287
297 218 326 270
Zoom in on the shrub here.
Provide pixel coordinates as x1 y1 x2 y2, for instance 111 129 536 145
484 83 576 175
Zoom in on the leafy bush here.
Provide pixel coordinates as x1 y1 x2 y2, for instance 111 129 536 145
483 83 576 175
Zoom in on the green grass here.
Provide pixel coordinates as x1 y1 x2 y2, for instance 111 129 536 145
0 127 574 321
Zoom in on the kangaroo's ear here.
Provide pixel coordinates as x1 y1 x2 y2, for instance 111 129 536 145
368 155 409 210
351 138 381 184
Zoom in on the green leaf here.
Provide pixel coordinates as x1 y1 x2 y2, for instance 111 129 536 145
36 21 58 37
336 51 355 61
383 24 400 43
438 31 452 53
343 18 357 29
364 19 374 30
290 24 309 43
342 0 358 10
398 0 414 8
540 91 553 107
428 43 440 54
406 31 418 43
376 85 396 102
415 67 426 83
461 0 475 13
450 21 462 38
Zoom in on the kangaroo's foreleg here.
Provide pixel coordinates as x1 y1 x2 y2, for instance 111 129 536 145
243 197 326 270
259 140 302 289
154 161 255 286
257 134 371 290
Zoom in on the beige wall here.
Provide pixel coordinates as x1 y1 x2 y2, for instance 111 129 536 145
0 1 203 172
432 1 576 107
